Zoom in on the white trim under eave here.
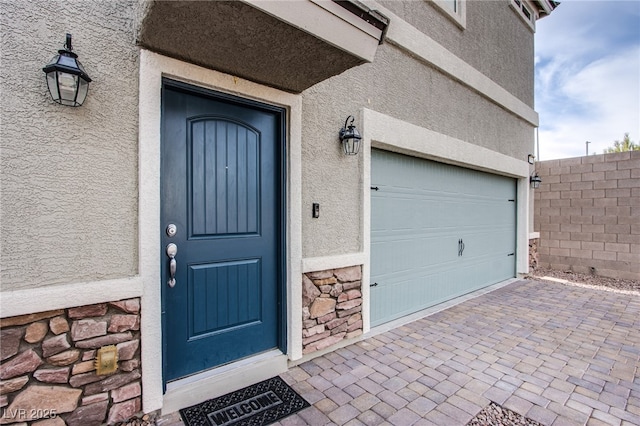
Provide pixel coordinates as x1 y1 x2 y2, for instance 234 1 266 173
138 50 303 414
360 0 539 127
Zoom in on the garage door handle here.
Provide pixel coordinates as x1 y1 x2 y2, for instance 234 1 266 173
458 239 465 256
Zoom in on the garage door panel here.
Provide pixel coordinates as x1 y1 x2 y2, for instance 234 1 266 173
371 265 494 325
372 232 461 272
371 149 516 326
374 194 466 230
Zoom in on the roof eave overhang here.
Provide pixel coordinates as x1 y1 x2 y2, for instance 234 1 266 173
534 0 559 19
137 0 389 93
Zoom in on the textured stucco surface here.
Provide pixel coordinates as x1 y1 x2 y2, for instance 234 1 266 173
1 0 536 286
1 1 140 290
301 41 535 258
137 0 365 93
379 0 535 106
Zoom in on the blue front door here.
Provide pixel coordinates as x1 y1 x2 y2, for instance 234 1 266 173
161 80 284 383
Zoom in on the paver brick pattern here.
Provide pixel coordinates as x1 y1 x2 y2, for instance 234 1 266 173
277 280 640 426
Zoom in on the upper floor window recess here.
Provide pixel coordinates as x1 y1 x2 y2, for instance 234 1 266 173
511 0 538 31
431 0 466 29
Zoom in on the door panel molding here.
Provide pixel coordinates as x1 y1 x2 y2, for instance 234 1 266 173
187 258 263 339
188 117 262 238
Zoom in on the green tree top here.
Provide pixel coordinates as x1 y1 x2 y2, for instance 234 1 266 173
603 133 639 153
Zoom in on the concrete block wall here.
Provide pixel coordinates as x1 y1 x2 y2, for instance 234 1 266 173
533 151 640 280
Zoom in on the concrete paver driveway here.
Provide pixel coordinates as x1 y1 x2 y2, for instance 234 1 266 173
279 280 640 426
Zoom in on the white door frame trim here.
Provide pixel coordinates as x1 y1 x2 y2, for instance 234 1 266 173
138 50 303 412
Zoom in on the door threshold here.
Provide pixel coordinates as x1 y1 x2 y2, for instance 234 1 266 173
162 350 288 415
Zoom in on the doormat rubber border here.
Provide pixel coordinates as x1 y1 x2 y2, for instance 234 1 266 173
179 376 310 426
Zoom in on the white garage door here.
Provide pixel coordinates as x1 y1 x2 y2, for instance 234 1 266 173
370 149 517 326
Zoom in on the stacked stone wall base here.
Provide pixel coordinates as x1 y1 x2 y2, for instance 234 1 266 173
0 299 142 425
302 265 363 355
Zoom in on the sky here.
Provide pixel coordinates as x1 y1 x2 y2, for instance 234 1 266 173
534 0 640 160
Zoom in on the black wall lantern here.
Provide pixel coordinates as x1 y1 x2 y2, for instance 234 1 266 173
43 34 92 107
339 116 362 155
530 171 542 189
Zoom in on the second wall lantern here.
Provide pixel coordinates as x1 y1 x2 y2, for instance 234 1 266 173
530 171 542 189
43 33 92 107
339 116 362 155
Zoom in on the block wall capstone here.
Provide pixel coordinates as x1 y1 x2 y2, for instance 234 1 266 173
0 299 144 425
302 266 363 355
533 151 640 280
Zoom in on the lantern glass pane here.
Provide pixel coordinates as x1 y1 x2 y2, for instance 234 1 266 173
343 138 358 155
76 59 89 77
46 72 60 102
58 54 78 69
76 79 89 106
46 54 60 68
57 71 79 105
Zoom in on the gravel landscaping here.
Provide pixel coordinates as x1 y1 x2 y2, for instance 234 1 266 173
528 267 640 293
118 414 155 426
467 402 543 426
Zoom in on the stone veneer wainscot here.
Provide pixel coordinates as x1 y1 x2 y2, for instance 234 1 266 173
529 238 539 270
302 266 363 355
0 299 142 425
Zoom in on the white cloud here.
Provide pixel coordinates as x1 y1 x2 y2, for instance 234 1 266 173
534 1 640 159
537 45 640 159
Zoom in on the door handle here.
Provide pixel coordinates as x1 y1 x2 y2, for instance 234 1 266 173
166 243 177 287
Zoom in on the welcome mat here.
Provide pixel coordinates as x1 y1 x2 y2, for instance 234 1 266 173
179 376 310 426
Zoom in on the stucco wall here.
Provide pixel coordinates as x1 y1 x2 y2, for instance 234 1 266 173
533 152 640 280
1 0 536 286
301 40 535 258
1 1 140 290
379 0 534 107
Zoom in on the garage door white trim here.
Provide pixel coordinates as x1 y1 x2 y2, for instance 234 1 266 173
361 108 531 333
